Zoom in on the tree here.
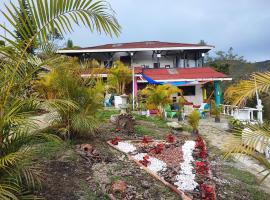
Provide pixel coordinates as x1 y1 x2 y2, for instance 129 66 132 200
205 47 245 75
107 60 132 94
66 39 74 49
140 84 181 118
0 0 121 198
15 0 36 54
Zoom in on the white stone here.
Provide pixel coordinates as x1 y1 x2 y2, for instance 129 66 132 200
116 141 137 153
132 153 167 173
174 140 198 191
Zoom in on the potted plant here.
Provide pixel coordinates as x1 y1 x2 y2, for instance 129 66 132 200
187 110 200 136
211 100 221 123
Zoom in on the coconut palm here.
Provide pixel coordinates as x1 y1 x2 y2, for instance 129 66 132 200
224 71 270 182
0 0 120 198
140 84 181 117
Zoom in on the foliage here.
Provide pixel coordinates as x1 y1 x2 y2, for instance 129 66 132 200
224 72 270 106
66 39 74 49
205 47 245 75
140 84 180 117
228 118 244 130
187 110 200 131
107 60 132 94
36 62 105 137
15 0 37 54
0 0 121 198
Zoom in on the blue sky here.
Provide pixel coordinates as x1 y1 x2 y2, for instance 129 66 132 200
1 0 270 62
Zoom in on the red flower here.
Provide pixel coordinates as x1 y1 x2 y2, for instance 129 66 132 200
165 134 175 143
111 136 121 145
195 161 209 175
141 136 152 144
139 155 151 166
151 143 164 154
200 184 215 200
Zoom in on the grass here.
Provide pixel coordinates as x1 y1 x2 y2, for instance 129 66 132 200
98 109 120 121
134 114 168 128
224 166 258 185
135 125 162 138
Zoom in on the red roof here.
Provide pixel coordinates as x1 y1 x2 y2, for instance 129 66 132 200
80 41 213 50
135 67 227 80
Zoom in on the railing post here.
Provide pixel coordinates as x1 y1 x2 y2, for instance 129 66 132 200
256 99 263 123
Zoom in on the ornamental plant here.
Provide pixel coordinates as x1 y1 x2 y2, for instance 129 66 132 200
188 110 200 136
111 136 121 145
165 133 175 143
141 136 152 144
151 143 164 154
139 155 151 167
195 161 209 176
200 184 216 200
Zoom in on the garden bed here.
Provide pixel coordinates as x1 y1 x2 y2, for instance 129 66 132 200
107 135 216 200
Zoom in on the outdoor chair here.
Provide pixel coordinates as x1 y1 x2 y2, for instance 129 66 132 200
199 103 209 119
164 105 177 119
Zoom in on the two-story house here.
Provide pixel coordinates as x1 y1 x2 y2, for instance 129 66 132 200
58 41 232 106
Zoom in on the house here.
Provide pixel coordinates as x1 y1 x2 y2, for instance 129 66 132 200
58 41 232 107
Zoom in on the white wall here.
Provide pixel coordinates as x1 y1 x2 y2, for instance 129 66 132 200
93 51 199 68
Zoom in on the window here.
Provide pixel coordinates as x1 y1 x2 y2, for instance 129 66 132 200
172 97 177 103
165 65 170 68
179 86 196 96
153 63 160 68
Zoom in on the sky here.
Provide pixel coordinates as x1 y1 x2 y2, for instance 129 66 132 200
0 0 270 62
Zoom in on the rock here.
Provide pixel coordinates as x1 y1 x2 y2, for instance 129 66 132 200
167 122 182 129
141 180 150 189
111 180 127 194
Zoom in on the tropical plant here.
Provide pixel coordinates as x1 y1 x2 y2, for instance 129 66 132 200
187 110 200 136
36 62 105 137
224 71 270 182
140 84 180 117
107 60 132 94
0 0 120 198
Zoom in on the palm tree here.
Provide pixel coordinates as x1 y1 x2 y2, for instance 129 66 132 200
224 72 270 182
140 84 181 117
36 59 105 137
0 0 120 198
107 60 132 95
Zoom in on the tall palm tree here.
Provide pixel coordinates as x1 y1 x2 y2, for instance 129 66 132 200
0 0 120 198
224 72 270 182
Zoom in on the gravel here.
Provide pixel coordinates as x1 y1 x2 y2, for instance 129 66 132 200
132 153 167 173
116 141 137 153
175 140 198 191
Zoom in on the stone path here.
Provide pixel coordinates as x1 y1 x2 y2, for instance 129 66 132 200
199 117 270 193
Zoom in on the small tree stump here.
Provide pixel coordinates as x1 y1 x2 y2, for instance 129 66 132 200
115 113 135 135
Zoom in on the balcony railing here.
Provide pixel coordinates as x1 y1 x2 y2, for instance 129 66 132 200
220 104 263 123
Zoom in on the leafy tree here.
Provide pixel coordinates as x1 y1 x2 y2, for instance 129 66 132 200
107 60 132 94
205 47 245 75
0 0 120 198
66 39 74 49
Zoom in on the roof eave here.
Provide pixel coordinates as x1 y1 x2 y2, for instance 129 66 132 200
57 46 214 54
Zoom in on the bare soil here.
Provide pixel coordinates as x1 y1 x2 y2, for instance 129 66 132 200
37 115 270 200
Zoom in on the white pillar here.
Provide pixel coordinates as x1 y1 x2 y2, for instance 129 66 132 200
256 99 263 123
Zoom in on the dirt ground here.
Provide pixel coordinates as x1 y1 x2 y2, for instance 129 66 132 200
37 114 270 200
